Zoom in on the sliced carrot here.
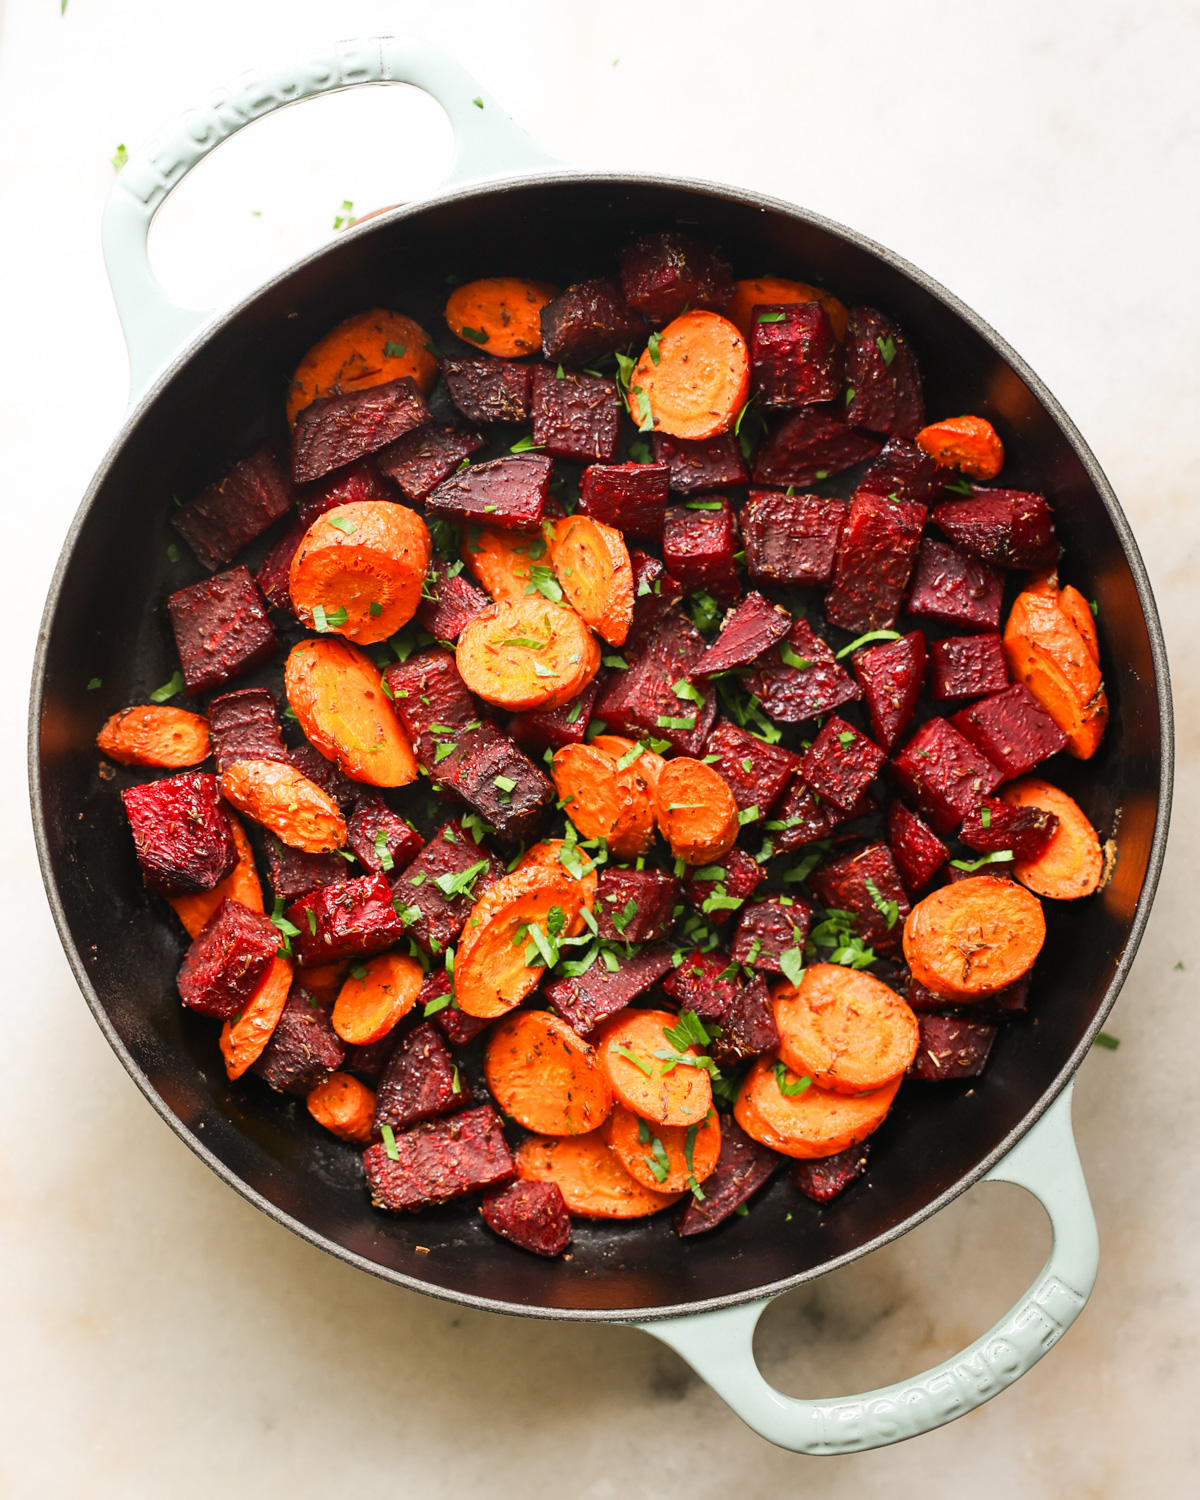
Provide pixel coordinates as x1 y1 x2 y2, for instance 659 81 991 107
220 759 347 853
296 961 351 1006
903 875 1046 1000
915 415 1005 479
550 515 633 647
515 1130 683 1218
169 815 262 938
484 1010 614 1135
516 838 599 909
551 742 656 859
595 1007 713 1127
723 276 848 342
284 637 417 787
289 500 431 645
218 956 293 1080
444 277 557 359
1004 585 1107 759
588 735 665 800
734 1057 900 1159
628 310 750 440
1000 777 1103 900
1058 584 1100 665
773 966 920 1094
456 598 600 711
332 951 424 1044
654 757 739 866
306 1072 376 1143
461 523 551 602
604 1103 720 1193
286 308 438 427
455 866 587 1019
96 705 210 768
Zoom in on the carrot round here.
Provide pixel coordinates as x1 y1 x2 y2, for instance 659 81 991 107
654 757 739 866
218 955 293 1080
604 1104 720 1193
1004 586 1107 759
915 415 1005 480
96 705 210 768
286 308 438 427
169 815 262 938
773 966 920 1094
1058 584 1100 665
515 1130 683 1218
551 515 633 647
723 276 848 342
903 875 1046 1000
484 1010 614 1135
220 759 347 853
551 742 656 859
456 598 600 711
332 951 424 1044
628 310 750 440
588 735 665 799
455 865 587 1019
1000 777 1103 900
462 524 549 602
516 838 599 908
289 500 431 645
595 1008 713 1127
444 277 556 359
735 1057 900 1159
306 1072 376 1143
296 961 351 1006
284 638 417 787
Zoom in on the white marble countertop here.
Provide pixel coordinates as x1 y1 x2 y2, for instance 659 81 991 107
2 1 1197 1493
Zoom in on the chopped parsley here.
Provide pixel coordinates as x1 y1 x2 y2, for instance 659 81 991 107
835 629 901 659
875 334 897 366
523 565 563 603
1094 1032 1120 1050
780 642 812 670
774 1061 812 1097
328 516 356 534
647 331 662 365
332 199 354 230
510 434 544 452
149 670 184 703
610 1042 653 1076
312 604 349 632
380 1124 401 1160
373 828 395 873
950 850 1015 871
384 340 407 358
863 875 899 929
757 311 786 323
461 326 490 344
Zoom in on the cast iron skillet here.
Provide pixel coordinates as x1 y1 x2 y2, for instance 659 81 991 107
29 40 1172 1450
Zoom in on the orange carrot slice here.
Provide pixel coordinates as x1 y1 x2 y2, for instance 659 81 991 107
285 637 417 787
96 705 210 768
456 598 600 711
653 757 739 866
220 759 346 853
306 1073 376 1143
1000 777 1103 900
444 277 557 359
734 1057 900 1159
218 956 293 1080
484 1011 614 1135
515 1130 683 1218
289 500 431 645
551 515 633 647
461 524 550 602
332 951 424 1044
915 415 1005 479
169 815 262 938
628 310 750 440
551 741 657 859
773 966 920 1094
1004 585 1107 759
902 875 1045 1000
723 276 848 341
595 1007 714 1127
604 1104 720 1193
286 309 438 427
454 866 587 1019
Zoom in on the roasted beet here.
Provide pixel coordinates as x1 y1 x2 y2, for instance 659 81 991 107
800 718 886 814
684 846 765 922
207 687 286 774
891 718 1004 834
539 277 648 366
389 820 505 957
911 1014 997 1081
843 307 924 438
342 1029 405 1085
856 437 951 505
791 1144 870 1203
374 423 486 503
932 490 1060 570
623 549 684 659
950 683 1068 780
750 302 842 408
770 779 876 854
174 446 293 570
286 872 408 966
530 365 621 463
441 356 532 424
384 647 480 762
167 565 278 695
907 970 1030 1022
619 232 733 323
509 677 601 752
415 559 488 642
417 968 491 1048
886 800 947 893
595 866 679 943
741 490 846 587
906 537 1004 630
651 431 748 494
432 721 555 845
594 609 715 754
481 1179 571 1256
297 456 397 519
346 792 423 876
661 498 741 600
748 617 862 724
808 841 910 954
675 1113 782 1235
851 631 926 748
960 797 1059 861
425 453 553 531
731 898 813 976
579 462 670 539
265 837 349 901
751 406 883 487
252 984 345 1096
255 517 309 612
703 719 799 815
826 494 927 634
695 591 791 676
373 1020 464 1134
927 633 1009 701
291 376 429 483
713 977 783 1066
287 742 360 813
661 949 742 1017
545 941 676 1034
176 897 279 1019
364 1105 513 1211
121 772 236 895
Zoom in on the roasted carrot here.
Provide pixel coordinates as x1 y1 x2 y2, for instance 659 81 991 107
1000 777 1103 900
604 1103 720 1193
169 815 263 938
588 735 665 799
514 1130 683 1217
654 757 739 866
903 875 1046 1000
456 598 600 711
723 276 848 342
96 705 210 768
296 961 351 1006
289 500 432 645
1004 584 1107 759
551 741 656 859
915 415 1005 479
734 1057 900 1159
286 308 439 427
484 1010 614 1135
1058 584 1100 665
551 515 633 647
306 1072 376 1143
516 839 599 908
595 1008 714 1126
627 310 751 440
461 523 550 602
220 759 347 853
332 951 424 1044
285 638 417 787
454 865 588 1018
773 966 920 1094
444 276 557 359
218 955 293 1080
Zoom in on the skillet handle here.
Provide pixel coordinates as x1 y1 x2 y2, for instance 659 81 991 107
101 36 561 400
638 1082 1097 1453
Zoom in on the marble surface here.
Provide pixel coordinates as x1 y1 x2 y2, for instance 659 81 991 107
2 1 1198 1493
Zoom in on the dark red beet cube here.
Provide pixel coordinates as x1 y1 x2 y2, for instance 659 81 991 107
342 1029 405 1085
121 772 236 895
695 591 792 676
509 677 600 752
742 490 846 587
291 377 429 483
750 302 842 408
176 897 279 1019
856 437 951 505
749 618 861 725
420 969 491 1048
716 976 782 1065
751 406 882 487
174 446 293 570
619 232 733 324
346 792 423 876
843 307 924 438
623 549 684 659
297 456 398 519
891 718 1004 834
425 452 552 531
481 1179 571 1257
374 423 486 504
255 517 308 612
928 633 1008 701
441 356 532 424
595 867 679 943
661 949 742 1017
791 1143 870 1203
286 872 408 965
252 984 344 1096
373 1020 464 1134
415 560 488 643
675 1113 782 1235
826 495 927 634
886 800 947 893
651 432 747 494
579 462 670 539
960 797 1059 861
265 837 348 901
906 537 1004 630
770 780 876 854
287 742 359 812
950 684 1068 780
684 846 764 923
384 647 479 763
911 1014 997 1081
703 719 799 815
167 565 278 695
808 841 910 954
539 277 648 366
851 631 926 748
731 898 813 977
800 718 886 813
933 490 1061 570
544 941 675 1035
432 721 555 845
390 820 505 957
530 365 620 463
363 1105 513 1211
594 610 716 755
207 687 286 775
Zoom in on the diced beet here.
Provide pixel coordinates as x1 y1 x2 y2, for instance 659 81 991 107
675 1113 782 1235
373 1020 464 1134
808 841 910 954
167 565 278 695
432 721 555 845
684 846 765 923
384 647 479 763
539 277 648 366
176 897 279 1019
207 687 286 775
579 462 670 539
287 742 359 813
741 490 846 586
715 976 782 1064
928 633 1009 701
911 1014 997 1081
661 949 742 1018
286 872 408 965
749 617 862 725
623 550 684 659
750 302 842 408
695 591 792 676
906 537 1004 630
907 970 1030 1022
651 432 748 494
265 837 348 901
960 797 1059 861
545 941 676 1034
441 356 532 424
703 719 799 814
415 560 488 643
425 452 552 530
342 1029 405 1084
851 631 926 748
374 423 486 503
791 1143 870 1204
933 490 1061 570
509 677 601 752
619 232 733 324
363 1105 513 1211
291 376 429 483
856 437 951 505
297 457 398 521
530 365 621 463
891 718 1004 834
255 517 308 612
751 405 883 487
950 684 1068 780
481 1179 571 1256
121 772 236 895
420 969 491 1048
731 898 813 974
826 495 927 634
390 820 505 957
800 718 886 814
594 609 715 755
886 800 947 893
346 792 424 876
595 867 679 943
771 779 875 854
843 307 924 438
252 984 345 1096
174 446 293 570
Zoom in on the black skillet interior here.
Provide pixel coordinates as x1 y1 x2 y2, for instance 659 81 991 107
32 176 1169 1319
